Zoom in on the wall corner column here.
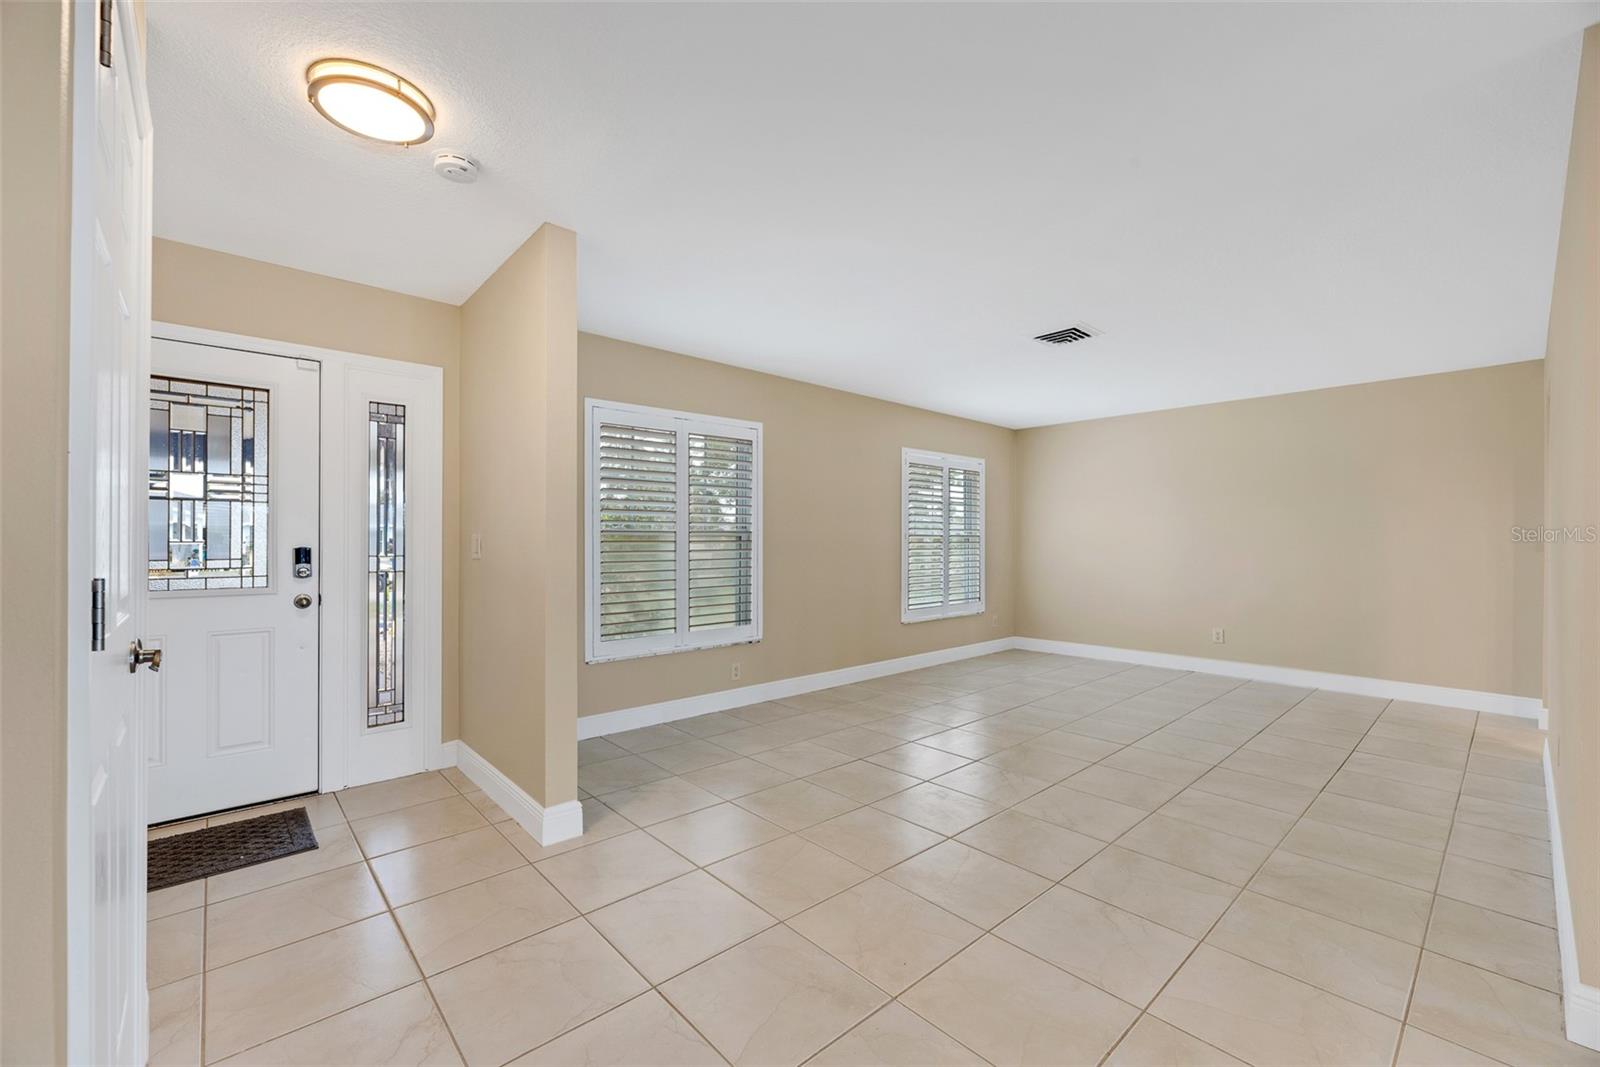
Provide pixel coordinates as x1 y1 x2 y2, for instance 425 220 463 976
1542 20 1600 1052
538 224 579 816
458 221 580 843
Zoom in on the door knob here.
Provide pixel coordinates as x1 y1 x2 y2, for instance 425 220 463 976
129 639 162 674
293 594 313 610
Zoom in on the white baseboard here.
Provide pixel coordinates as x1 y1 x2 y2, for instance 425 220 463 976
1012 637 1545 721
577 638 1015 740
1545 740 1600 1051
455 740 584 846
448 651 1540 819
577 635 1543 740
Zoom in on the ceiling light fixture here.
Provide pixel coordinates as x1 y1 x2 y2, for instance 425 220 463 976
306 58 435 146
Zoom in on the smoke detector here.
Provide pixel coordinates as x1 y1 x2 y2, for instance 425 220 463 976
433 152 479 184
1034 323 1100 346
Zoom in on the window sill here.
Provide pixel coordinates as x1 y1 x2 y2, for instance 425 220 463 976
901 606 985 625
585 634 761 665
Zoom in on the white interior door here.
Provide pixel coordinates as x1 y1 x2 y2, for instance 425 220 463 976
145 340 321 823
66 0 151 1062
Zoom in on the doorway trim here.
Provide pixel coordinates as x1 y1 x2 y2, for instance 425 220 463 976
151 322 447 794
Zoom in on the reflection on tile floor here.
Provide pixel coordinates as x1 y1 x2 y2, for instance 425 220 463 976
147 651 1598 1066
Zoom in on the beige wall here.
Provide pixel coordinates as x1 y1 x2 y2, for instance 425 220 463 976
151 239 464 741
1015 362 1545 698
1544 23 1600 986
577 334 1016 718
459 225 579 806
0 2 74 1060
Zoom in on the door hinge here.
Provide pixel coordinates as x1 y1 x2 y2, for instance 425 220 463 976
98 0 113 67
91 578 107 651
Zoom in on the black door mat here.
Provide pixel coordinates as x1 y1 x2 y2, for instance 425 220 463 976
148 808 318 891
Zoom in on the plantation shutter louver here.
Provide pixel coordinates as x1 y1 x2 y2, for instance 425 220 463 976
902 449 986 622
587 401 762 661
947 465 983 607
688 432 755 632
904 461 948 613
595 423 678 642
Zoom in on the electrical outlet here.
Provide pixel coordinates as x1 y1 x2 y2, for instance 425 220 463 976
1211 627 1226 644
731 662 742 681
470 533 483 560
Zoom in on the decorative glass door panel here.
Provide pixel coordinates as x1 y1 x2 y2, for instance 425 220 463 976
148 375 269 590
368 402 406 728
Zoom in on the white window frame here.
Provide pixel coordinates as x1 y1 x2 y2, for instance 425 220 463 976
585 398 764 663
901 447 986 624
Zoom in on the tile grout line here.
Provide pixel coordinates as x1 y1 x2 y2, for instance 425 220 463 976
200 860 208 1067
673 658 1184 1060
1137 703 1551 1066
196 785 490 964
181 763 931 1064
162 668 1121 1054
1387 707 1478 1067
192 669 1253 1058
895 670 1284 1061
188 773 479 1065
477 790 749 1063
803 998 992 1066
1093 684 1382 1066
1393 718 1558 1067
512 671 1235 1049
552 689 1525 1062
342 779 477 1067
166 655 1556 1067
694 677 1222 943
759 672 1316 1062
544 657 1174 1062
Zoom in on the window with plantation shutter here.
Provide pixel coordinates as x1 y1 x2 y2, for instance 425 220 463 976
902 448 985 623
586 400 762 662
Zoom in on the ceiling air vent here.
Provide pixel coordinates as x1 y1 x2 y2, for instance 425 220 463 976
1034 323 1100 346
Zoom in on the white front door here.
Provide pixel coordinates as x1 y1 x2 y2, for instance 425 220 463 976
145 340 321 823
66 0 151 1062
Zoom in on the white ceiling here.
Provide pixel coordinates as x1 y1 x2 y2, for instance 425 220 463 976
149 2 1599 428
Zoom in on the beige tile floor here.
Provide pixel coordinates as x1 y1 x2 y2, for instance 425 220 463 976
146 651 1600 1067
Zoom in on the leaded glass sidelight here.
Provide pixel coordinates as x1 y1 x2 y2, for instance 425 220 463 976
368 402 406 728
149 376 270 591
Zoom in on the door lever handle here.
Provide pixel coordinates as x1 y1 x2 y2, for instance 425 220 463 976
129 639 162 674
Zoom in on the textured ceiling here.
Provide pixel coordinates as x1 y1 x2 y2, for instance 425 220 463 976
149 2 1599 427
